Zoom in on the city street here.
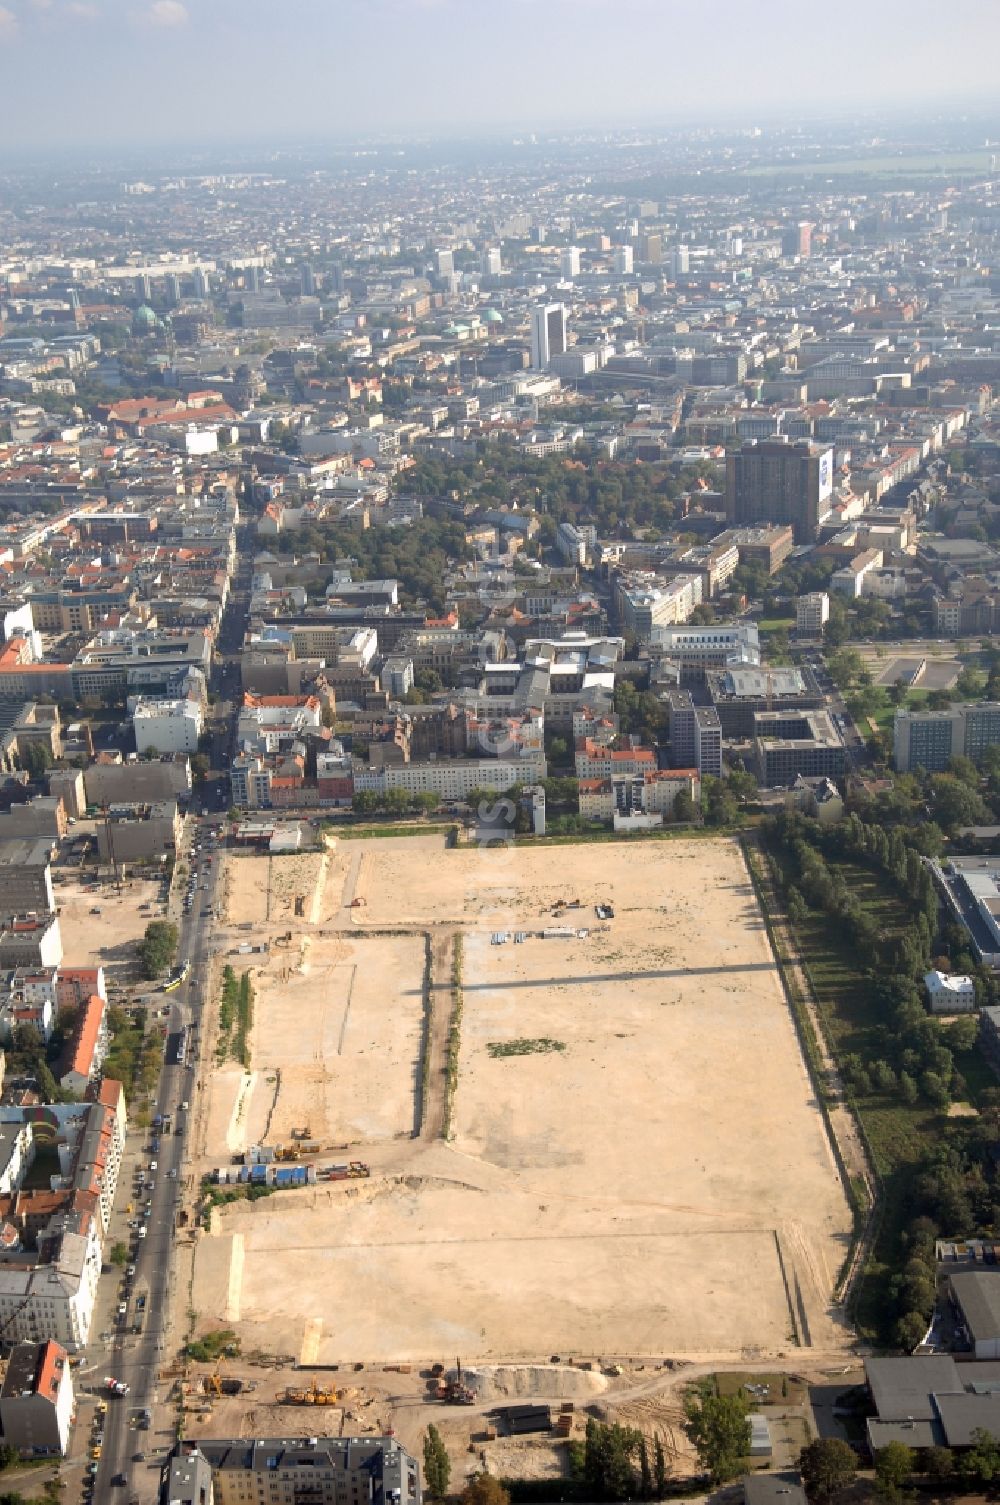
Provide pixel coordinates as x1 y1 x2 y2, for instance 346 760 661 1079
85 541 251 1503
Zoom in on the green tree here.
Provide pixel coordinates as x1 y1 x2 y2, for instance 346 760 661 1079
190 753 210 783
423 1425 450 1500
460 1478 509 1505
136 919 179 979
799 1437 858 1502
0 1446 18 1473
874 1441 914 1499
639 1436 652 1498
653 1434 667 1497
583 1419 643 1500
110 1241 129 1266
19 741 53 778
682 1388 751 1485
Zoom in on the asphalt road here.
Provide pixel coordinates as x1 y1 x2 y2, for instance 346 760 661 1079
93 540 251 1501
94 846 221 1501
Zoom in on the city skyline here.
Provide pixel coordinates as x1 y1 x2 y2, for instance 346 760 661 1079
0 0 999 154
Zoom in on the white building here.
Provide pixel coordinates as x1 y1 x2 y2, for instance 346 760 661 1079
560 247 580 280
613 245 634 276
530 303 567 369
831 550 883 599
924 969 976 1014
132 697 203 755
796 592 830 636
353 754 546 801
0 1228 100 1351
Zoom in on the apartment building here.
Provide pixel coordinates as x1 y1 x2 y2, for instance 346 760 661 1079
796 592 830 636
174 1434 419 1505
0 915 63 970
574 739 656 781
132 697 203 755
0 1340 74 1457
578 769 701 827
613 572 704 638
95 801 182 863
353 753 546 801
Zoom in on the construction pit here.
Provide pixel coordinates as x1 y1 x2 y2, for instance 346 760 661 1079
188 832 852 1375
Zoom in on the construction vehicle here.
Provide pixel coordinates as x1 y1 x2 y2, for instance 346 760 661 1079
282 1376 339 1406
349 896 366 907
291 1126 312 1141
320 1161 370 1181
275 1144 301 1162
206 1357 226 1398
441 1358 475 1405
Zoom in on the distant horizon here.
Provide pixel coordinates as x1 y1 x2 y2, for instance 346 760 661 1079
0 0 999 160
3 105 1000 176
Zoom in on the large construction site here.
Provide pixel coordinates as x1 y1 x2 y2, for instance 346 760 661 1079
184 832 852 1392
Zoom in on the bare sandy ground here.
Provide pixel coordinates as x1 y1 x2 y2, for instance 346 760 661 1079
201 932 425 1166
191 835 851 1366
55 871 162 971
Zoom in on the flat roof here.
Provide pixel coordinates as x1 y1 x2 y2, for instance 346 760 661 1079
866 1354 963 1420
952 1270 1000 1342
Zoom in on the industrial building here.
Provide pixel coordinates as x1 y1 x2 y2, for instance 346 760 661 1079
95 801 182 863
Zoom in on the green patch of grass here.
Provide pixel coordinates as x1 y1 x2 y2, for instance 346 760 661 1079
715 1371 808 1404
487 1038 567 1058
338 823 452 841
757 616 795 634
184 1329 240 1362
748 151 991 178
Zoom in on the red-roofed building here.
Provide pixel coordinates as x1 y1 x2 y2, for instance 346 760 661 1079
574 738 657 781
0 1339 74 1455
58 995 107 1096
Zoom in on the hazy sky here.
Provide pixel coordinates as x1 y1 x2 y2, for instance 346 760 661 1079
1 0 999 157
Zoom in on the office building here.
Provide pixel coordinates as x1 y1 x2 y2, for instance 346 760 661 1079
435 248 454 277
894 702 1000 773
613 245 634 276
663 692 723 777
530 303 567 369
482 247 502 277
782 222 812 258
669 245 689 278
560 247 581 280
754 710 846 784
707 665 824 737
725 439 835 544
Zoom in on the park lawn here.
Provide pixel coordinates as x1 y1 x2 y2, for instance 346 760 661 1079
757 616 795 635
869 687 929 737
